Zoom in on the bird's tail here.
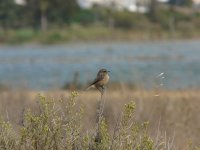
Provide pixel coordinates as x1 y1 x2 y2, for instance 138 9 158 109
86 84 95 90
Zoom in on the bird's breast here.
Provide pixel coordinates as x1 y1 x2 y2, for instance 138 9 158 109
96 74 109 86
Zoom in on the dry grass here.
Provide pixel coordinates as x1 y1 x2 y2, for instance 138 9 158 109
0 89 199 149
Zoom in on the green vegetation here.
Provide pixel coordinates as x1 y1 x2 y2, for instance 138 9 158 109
0 92 177 149
1 22 200 44
0 90 200 149
0 91 200 150
0 0 200 44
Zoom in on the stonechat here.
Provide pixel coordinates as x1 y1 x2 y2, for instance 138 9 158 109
87 69 110 94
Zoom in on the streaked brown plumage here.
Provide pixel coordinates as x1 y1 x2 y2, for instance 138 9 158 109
87 69 110 94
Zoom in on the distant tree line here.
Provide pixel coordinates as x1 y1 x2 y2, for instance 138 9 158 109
169 0 193 5
0 0 80 31
0 0 195 32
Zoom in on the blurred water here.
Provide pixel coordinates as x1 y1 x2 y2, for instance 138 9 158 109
0 41 200 90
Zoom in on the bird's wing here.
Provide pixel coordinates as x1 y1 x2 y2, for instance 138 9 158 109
86 75 103 90
91 74 104 86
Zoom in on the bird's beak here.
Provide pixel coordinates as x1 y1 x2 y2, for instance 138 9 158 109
107 71 110 73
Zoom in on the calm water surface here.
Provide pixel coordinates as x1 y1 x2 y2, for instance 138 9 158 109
0 41 200 90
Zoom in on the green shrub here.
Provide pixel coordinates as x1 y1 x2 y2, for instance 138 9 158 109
8 29 35 44
112 11 147 29
156 9 193 30
73 9 96 25
0 118 16 149
42 32 63 44
0 92 199 149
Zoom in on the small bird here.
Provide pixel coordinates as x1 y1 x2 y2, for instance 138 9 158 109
87 69 110 94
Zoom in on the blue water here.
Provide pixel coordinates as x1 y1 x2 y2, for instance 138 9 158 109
0 41 200 90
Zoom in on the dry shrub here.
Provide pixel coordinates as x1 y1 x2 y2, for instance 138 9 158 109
0 91 199 150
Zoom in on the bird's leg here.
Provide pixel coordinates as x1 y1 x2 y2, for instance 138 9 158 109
99 86 106 99
96 86 102 94
102 86 105 91
101 86 105 96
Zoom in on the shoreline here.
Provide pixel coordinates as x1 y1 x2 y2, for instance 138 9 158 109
0 38 200 47
1 26 200 45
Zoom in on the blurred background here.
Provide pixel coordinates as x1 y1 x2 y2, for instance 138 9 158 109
0 0 200 148
0 0 200 90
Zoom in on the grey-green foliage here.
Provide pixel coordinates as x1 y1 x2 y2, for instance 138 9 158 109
19 91 83 150
0 118 16 149
108 101 153 150
0 92 198 150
